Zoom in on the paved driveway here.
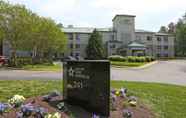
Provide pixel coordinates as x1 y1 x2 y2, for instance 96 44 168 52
112 60 186 86
0 60 186 86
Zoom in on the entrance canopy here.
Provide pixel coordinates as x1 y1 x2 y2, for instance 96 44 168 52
128 42 146 50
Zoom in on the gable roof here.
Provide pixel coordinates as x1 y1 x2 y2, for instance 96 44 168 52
128 41 146 47
135 29 154 33
112 14 136 21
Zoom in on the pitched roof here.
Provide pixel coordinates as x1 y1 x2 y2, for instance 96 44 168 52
135 29 154 33
112 14 136 21
63 27 94 33
128 42 146 47
62 27 113 33
155 32 170 36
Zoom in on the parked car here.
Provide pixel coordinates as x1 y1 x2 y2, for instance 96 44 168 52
0 56 9 65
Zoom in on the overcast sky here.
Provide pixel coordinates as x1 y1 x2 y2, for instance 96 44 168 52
6 0 186 31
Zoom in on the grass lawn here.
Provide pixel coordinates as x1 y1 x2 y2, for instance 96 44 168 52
0 80 185 118
111 61 147 67
22 63 62 71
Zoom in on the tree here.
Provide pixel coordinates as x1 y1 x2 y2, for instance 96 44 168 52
175 18 186 56
57 23 63 28
0 2 33 66
26 16 66 63
0 1 66 65
159 26 168 33
86 29 105 60
168 22 176 33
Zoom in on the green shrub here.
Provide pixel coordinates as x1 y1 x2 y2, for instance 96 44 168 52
108 55 127 62
145 56 151 62
17 57 32 65
109 56 155 63
139 57 146 62
151 57 155 61
127 56 136 62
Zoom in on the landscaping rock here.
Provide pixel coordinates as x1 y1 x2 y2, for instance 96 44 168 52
57 102 65 111
128 96 137 102
128 96 138 107
48 90 61 98
122 109 133 118
42 90 61 102
129 101 137 107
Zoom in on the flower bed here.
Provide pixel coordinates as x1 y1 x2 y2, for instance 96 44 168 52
0 89 155 118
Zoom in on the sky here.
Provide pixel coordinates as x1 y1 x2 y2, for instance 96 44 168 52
6 0 186 32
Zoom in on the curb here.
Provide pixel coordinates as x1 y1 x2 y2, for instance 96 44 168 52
133 61 158 69
112 61 158 70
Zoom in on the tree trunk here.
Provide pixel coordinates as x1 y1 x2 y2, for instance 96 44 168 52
11 48 17 67
32 46 38 64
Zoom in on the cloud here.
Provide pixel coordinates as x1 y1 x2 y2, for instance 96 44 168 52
37 0 77 17
5 0 186 31
92 0 186 15
7 0 78 22
91 0 186 31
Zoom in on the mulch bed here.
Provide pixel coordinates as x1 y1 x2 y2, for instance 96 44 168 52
1 96 155 118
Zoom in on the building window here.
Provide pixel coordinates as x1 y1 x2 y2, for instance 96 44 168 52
157 37 161 42
111 34 114 40
69 43 73 49
164 53 168 57
157 53 161 57
70 52 73 56
110 44 116 49
157 45 161 50
164 36 168 42
76 34 80 40
164 45 168 50
75 52 80 57
75 44 80 49
68 33 73 40
136 36 141 41
147 36 152 41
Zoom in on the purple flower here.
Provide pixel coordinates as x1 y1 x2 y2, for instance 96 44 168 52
92 113 100 118
21 103 34 117
0 103 10 114
17 103 47 118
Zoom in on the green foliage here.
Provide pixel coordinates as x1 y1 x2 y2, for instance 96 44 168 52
108 55 127 62
0 1 66 66
108 56 155 63
0 80 185 118
127 56 136 62
175 18 186 56
16 57 32 66
134 57 146 62
111 81 186 118
159 26 168 33
111 61 146 67
86 29 106 60
22 64 61 71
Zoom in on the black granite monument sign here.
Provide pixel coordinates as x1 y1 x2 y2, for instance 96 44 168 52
63 60 110 117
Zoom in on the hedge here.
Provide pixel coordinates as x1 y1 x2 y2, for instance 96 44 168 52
108 55 155 63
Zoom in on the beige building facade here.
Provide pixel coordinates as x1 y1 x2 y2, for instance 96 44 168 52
63 15 175 58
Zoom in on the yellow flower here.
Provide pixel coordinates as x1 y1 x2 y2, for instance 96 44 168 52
115 90 120 96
